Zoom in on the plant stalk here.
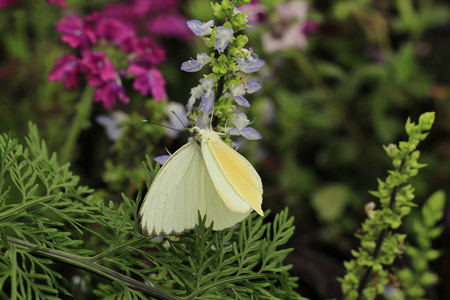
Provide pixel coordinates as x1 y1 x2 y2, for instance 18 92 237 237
4 235 181 300
355 158 406 300
60 86 94 163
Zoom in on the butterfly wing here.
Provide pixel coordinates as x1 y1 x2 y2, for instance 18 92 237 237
201 130 264 216
138 141 251 237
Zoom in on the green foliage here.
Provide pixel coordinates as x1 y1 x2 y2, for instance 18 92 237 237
1 0 450 298
397 190 445 299
339 112 441 300
0 123 300 299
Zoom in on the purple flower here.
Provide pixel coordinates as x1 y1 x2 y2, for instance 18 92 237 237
261 24 307 53
214 26 234 52
227 81 261 107
80 51 117 87
93 80 129 109
238 2 268 25
0 0 18 9
196 110 211 129
186 85 203 111
154 155 170 165
96 111 128 141
181 60 203 72
236 49 265 73
260 1 311 53
128 37 166 65
128 64 167 101
164 102 189 138
304 20 320 34
55 14 97 49
46 0 66 8
201 93 214 113
101 0 188 42
187 20 214 36
48 54 80 89
148 14 193 40
200 78 214 112
229 112 262 140
181 53 211 72
92 15 136 48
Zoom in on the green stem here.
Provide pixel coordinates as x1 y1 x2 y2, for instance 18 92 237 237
185 273 278 299
10 244 17 300
92 238 144 262
0 196 53 220
60 86 94 163
4 236 181 300
354 158 406 300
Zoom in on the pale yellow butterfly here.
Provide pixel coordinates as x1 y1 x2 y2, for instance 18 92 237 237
138 126 263 237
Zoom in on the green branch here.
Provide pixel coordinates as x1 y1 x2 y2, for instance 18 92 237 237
340 112 435 300
60 86 94 163
4 236 181 300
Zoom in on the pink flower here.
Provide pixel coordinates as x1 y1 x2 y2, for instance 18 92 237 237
46 0 66 8
101 0 188 41
238 2 267 25
261 23 307 53
261 1 309 53
80 51 117 87
128 37 166 65
128 64 167 101
56 14 97 49
48 0 186 108
147 14 193 40
94 81 129 108
48 54 80 88
0 0 18 9
88 13 136 48
303 20 320 34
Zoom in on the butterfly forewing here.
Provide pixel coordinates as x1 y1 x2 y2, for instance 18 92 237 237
208 138 263 215
200 130 263 216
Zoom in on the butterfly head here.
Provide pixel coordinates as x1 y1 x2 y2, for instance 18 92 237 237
190 126 202 141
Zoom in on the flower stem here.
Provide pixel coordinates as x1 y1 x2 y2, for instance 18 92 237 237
4 236 181 300
60 86 94 163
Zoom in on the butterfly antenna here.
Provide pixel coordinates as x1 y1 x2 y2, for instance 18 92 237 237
170 110 188 129
142 120 184 132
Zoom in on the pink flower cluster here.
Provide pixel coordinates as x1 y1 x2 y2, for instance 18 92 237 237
0 0 66 9
49 0 190 108
239 0 319 53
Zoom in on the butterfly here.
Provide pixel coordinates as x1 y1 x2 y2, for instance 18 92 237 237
138 126 263 237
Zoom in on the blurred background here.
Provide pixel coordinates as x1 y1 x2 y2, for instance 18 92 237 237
1 0 450 298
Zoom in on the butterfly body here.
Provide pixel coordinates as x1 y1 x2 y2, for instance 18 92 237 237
138 127 263 237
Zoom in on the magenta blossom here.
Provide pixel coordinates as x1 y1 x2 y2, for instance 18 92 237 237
128 64 167 101
238 2 267 25
100 0 189 41
50 0 190 108
94 81 129 108
56 14 97 49
147 14 192 40
48 54 80 89
129 37 166 65
80 51 117 87
46 0 66 8
0 0 66 8
0 0 18 8
88 12 136 48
